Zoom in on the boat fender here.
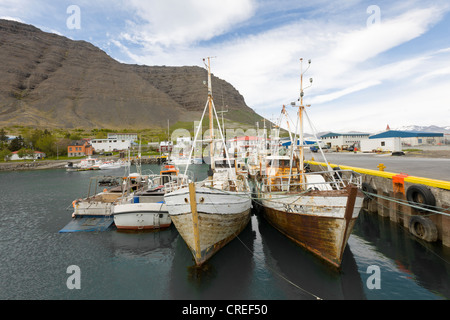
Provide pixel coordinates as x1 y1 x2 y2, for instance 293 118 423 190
406 185 436 212
361 182 375 200
409 215 438 242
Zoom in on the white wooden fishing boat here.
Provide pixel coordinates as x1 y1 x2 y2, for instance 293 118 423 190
164 57 252 266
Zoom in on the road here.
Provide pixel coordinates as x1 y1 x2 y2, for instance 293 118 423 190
304 151 450 181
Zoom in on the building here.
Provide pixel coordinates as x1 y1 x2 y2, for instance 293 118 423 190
159 141 173 153
68 140 93 157
227 136 266 157
368 130 445 147
90 138 131 152
320 132 371 150
360 137 402 153
9 151 46 161
107 133 138 142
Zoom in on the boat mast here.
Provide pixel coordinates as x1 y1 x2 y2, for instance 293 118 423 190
297 58 312 179
299 59 305 176
204 57 215 171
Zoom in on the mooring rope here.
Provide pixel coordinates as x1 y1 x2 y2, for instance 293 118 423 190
361 190 450 265
201 184 323 299
233 231 323 300
362 190 450 217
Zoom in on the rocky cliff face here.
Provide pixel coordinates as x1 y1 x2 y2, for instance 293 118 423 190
0 19 261 129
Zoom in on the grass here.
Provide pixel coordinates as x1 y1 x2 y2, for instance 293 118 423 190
403 148 422 152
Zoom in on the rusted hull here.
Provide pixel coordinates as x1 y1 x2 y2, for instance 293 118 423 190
259 186 363 268
170 209 251 266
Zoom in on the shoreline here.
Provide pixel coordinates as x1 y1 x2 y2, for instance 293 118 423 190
0 156 164 172
0 160 69 171
1 149 449 172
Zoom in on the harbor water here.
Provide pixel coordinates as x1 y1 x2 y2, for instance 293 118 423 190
0 164 449 300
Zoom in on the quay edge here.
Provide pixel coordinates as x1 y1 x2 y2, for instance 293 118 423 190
0 156 165 172
306 160 450 247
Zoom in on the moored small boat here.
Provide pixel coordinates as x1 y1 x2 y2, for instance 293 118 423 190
112 164 188 230
113 201 170 230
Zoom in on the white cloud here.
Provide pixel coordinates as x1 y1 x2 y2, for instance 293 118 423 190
122 0 255 47
0 16 25 23
4 0 449 132
311 80 382 104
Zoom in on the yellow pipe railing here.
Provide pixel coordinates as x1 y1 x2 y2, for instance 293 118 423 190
305 160 450 191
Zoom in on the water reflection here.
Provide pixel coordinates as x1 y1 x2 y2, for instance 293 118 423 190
1 166 449 300
352 211 450 299
168 214 255 300
255 211 365 300
110 225 179 259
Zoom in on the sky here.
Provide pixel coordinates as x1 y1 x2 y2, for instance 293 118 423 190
1 0 450 134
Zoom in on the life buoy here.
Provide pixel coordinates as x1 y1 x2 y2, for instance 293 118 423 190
406 185 436 212
409 215 438 242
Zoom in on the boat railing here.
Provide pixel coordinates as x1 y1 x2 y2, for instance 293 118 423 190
160 169 193 192
260 169 362 192
164 173 250 194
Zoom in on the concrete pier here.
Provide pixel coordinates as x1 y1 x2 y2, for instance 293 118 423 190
306 160 450 247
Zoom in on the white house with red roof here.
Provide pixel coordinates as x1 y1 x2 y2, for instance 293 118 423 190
9 151 46 161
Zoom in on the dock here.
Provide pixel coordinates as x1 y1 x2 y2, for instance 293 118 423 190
306 160 450 246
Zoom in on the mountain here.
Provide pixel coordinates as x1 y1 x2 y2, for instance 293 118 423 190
0 19 263 130
392 125 450 134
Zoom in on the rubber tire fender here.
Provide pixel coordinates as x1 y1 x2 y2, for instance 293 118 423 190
409 215 438 242
333 166 342 180
361 182 375 200
406 185 436 212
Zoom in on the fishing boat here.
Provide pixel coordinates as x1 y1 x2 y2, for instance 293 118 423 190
164 57 252 266
99 161 122 170
66 156 102 171
60 173 148 233
112 165 188 230
253 59 364 268
70 173 147 218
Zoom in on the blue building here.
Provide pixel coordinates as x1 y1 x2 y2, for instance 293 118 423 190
369 130 444 146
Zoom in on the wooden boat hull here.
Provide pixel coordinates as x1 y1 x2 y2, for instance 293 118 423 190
164 186 252 265
258 185 363 268
170 209 250 265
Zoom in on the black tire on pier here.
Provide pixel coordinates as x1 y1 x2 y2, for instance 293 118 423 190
406 185 436 212
361 182 375 200
408 215 438 242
